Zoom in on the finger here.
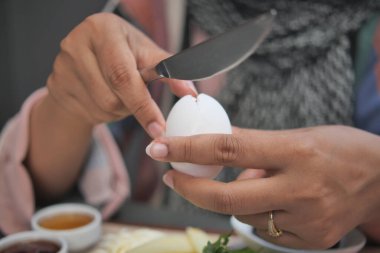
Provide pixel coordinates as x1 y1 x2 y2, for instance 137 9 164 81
93 25 166 138
162 78 198 98
237 169 266 180
148 128 298 169
68 47 127 118
48 55 119 124
232 126 243 134
256 226 340 249
129 28 198 98
254 229 311 249
162 170 287 215
235 211 292 231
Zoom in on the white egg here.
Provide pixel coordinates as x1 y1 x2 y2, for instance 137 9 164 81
165 93 232 178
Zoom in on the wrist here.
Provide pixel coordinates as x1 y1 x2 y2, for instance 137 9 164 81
44 92 95 129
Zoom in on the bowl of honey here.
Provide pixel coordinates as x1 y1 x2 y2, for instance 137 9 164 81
31 203 101 252
0 231 67 253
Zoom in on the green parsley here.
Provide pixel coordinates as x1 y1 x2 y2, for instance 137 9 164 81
202 234 259 253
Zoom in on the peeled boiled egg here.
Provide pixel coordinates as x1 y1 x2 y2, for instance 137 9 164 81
165 93 232 178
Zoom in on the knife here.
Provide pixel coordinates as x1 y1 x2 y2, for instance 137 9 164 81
140 10 276 82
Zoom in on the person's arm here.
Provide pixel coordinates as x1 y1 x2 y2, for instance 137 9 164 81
146 126 380 249
0 87 130 235
26 92 93 201
25 13 196 201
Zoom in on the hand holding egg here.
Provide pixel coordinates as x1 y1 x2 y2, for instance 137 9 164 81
147 93 231 178
148 125 380 249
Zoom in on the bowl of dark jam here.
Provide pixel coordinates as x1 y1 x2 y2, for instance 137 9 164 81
0 231 67 253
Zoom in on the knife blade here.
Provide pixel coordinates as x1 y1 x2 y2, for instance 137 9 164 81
140 10 276 82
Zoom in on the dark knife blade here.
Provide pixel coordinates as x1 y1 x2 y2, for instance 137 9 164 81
140 10 275 82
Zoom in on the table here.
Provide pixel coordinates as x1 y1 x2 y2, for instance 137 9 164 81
107 202 380 252
91 222 225 253
99 222 380 253
111 201 231 232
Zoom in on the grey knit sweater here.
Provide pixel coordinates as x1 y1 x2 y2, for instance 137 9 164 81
166 0 380 214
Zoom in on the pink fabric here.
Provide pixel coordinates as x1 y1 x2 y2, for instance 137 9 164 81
0 88 130 234
121 0 168 49
0 90 38 234
92 126 130 219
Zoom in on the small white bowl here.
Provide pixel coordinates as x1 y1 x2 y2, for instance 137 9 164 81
31 203 102 252
0 231 67 253
231 216 366 253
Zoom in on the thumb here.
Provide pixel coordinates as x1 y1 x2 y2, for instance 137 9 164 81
237 168 266 180
131 31 198 97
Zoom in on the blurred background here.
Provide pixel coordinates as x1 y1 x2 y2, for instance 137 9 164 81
0 0 107 128
0 0 231 231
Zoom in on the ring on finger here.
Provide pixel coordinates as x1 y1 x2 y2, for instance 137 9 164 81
268 210 283 238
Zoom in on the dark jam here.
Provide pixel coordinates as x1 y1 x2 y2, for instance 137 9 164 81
0 240 60 253
39 213 93 230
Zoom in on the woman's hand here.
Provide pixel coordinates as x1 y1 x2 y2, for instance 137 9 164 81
47 12 196 137
146 126 380 249
28 13 197 200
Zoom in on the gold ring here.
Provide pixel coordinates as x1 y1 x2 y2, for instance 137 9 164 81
268 211 283 238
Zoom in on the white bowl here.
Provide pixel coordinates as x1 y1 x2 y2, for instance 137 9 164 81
231 216 366 253
0 231 67 253
31 203 102 252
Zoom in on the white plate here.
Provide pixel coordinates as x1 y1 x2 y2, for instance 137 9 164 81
230 216 366 253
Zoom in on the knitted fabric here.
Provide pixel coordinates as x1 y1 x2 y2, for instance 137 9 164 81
188 0 380 129
166 0 380 215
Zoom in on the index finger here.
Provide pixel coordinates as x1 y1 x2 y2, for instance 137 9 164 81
147 128 298 169
163 170 286 215
90 15 196 138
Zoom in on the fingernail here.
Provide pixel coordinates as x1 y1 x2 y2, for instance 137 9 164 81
145 142 153 156
145 142 168 158
147 122 164 138
186 81 198 96
163 173 174 189
246 170 261 179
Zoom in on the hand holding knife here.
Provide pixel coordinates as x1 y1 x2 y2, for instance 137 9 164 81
140 10 276 83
